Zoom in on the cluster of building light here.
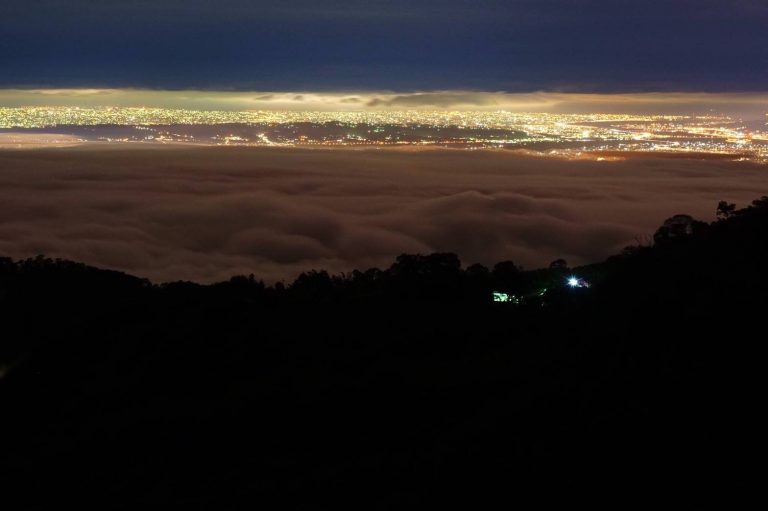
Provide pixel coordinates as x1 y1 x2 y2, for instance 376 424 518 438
1 107 766 162
493 276 590 303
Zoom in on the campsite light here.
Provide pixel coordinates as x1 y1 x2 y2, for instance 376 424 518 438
567 277 580 287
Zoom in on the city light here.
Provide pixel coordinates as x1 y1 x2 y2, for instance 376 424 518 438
0 107 766 162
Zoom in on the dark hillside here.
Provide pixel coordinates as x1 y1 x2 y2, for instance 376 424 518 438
1 198 766 507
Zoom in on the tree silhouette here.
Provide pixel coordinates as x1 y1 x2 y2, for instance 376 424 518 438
492 260 521 291
653 214 708 246
716 201 736 220
549 258 568 270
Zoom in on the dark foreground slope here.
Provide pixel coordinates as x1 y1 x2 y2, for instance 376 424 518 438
1 198 766 507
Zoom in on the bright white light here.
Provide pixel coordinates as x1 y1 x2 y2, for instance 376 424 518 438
567 277 580 287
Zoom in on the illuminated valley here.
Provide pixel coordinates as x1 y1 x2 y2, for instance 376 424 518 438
1 107 767 162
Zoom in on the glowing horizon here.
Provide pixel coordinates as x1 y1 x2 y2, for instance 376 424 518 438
1 89 767 118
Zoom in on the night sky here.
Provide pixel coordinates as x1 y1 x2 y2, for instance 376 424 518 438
2 0 767 92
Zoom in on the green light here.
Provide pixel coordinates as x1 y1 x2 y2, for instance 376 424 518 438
493 292 521 304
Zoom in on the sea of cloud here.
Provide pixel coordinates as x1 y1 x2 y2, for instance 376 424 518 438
0 146 766 283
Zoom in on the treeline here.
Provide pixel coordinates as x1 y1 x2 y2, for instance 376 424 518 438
2 196 767 316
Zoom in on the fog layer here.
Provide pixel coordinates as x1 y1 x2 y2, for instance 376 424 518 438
0 147 765 282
